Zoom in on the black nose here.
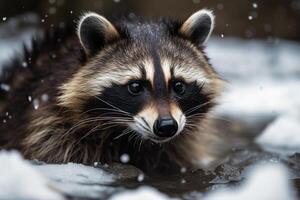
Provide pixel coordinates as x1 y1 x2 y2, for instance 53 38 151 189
153 117 178 138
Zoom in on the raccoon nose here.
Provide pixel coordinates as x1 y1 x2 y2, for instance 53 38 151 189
153 117 178 138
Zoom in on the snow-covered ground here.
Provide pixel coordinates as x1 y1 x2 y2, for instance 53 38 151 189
206 37 300 153
108 163 297 200
1 151 296 200
1 14 300 199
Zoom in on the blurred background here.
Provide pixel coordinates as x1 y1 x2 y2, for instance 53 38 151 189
1 0 300 41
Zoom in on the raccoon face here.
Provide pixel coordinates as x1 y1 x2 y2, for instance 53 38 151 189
58 10 223 143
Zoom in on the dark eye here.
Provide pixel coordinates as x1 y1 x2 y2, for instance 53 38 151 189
173 80 186 95
128 81 144 95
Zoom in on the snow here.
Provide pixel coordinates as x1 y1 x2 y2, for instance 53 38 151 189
35 163 115 184
0 150 120 199
256 113 300 154
109 187 170 200
33 161 117 198
207 38 300 119
207 37 300 152
0 151 64 200
203 163 297 200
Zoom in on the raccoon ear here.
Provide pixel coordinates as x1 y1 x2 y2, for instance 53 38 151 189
77 12 119 56
179 9 215 45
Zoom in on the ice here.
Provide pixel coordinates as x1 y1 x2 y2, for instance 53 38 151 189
203 163 297 200
35 163 115 184
256 113 300 155
0 151 64 200
109 187 170 200
33 162 119 198
34 162 142 198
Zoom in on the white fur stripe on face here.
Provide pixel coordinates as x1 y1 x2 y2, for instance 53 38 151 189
161 59 171 86
143 59 169 89
58 63 143 108
144 59 155 86
173 64 210 85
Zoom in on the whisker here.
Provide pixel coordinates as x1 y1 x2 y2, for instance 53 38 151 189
79 108 132 118
114 128 133 140
89 94 132 116
184 100 214 115
62 117 132 139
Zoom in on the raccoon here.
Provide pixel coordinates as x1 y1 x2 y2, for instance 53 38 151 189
0 10 224 172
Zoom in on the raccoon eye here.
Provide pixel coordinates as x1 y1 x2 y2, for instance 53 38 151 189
128 81 144 95
173 81 186 95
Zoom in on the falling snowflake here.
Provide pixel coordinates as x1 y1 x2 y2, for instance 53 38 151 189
120 154 130 163
22 62 28 68
33 99 40 110
137 174 145 182
41 94 49 102
180 167 187 173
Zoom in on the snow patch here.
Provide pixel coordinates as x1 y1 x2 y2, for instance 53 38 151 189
0 151 64 200
33 162 116 198
256 113 300 155
207 38 300 125
203 163 297 200
35 163 115 184
109 187 170 200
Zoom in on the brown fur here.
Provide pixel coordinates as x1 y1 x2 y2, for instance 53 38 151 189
0 12 225 174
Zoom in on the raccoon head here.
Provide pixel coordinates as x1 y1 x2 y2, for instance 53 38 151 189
58 10 223 143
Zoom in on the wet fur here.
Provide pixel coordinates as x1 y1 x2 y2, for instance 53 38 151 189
0 14 224 173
